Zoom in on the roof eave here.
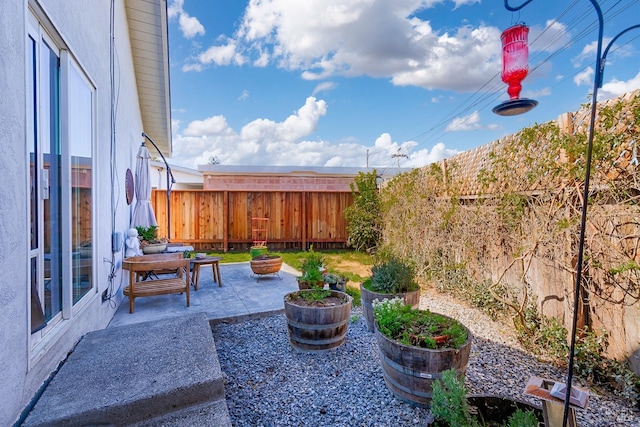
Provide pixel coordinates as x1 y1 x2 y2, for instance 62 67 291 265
125 0 172 155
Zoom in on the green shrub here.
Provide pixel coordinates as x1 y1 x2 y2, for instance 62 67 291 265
431 369 477 427
515 310 640 405
297 247 325 286
507 409 540 427
366 258 419 294
431 369 538 427
300 246 324 274
345 170 382 251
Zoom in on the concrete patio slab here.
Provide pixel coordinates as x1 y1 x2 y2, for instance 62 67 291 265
21 261 301 426
109 261 300 328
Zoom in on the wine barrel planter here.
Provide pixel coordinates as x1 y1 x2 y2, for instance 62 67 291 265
360 284 420 332
374 319 472 407
284 290 353 351
250 254 283 275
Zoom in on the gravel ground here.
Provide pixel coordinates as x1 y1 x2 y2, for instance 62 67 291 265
211 293 640 427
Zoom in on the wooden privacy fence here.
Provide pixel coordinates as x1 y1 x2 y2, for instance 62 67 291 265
151 189 354 251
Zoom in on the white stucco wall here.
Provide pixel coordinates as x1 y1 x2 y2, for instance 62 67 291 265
0 1 30 424
0 1 147 424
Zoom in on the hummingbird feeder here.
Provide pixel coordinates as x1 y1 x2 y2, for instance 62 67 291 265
493 24 538 116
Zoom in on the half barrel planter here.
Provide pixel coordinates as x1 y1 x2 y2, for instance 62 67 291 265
284 290 353 351
250 254 283 275
374 317 472 407
360 285 420 332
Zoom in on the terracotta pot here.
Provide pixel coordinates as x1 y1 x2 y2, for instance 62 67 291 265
250 255 282 275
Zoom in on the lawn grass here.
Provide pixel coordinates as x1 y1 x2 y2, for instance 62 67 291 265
207 248 370 307
206 249 372 273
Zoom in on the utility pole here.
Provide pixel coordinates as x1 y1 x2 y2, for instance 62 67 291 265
391 149 408 167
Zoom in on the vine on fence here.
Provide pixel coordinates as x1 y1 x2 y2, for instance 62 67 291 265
377 92 640 402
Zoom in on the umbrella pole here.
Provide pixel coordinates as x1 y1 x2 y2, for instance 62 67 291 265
142 132 175 241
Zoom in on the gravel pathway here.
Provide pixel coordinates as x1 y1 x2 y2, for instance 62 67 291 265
211 293 640 427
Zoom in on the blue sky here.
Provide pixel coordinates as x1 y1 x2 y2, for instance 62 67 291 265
166 0 640 170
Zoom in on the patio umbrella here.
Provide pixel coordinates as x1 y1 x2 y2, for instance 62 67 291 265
131 143 158 228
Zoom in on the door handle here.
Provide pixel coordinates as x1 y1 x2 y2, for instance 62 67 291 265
41 169 49 200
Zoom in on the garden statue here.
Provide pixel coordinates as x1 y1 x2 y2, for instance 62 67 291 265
125 228 142 257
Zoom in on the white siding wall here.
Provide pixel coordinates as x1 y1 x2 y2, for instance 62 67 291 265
0 1 147 424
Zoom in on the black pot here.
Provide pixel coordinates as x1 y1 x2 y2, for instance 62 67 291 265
429 394 543 426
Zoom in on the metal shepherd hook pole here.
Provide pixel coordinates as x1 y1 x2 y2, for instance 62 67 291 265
142 132 175 241
503 1 640 426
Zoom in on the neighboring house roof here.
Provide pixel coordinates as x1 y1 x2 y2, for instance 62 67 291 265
150 160 203 189
197 165 410 178
197 165 411 192
125 0 172 155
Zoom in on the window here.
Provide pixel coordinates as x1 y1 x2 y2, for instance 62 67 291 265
28 8 95 342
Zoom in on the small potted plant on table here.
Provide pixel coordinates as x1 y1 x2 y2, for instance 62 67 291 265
135 225 167 254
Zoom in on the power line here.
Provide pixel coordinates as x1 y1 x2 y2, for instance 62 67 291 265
411 0 639 150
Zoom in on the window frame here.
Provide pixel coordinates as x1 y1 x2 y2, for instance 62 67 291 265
27 4 97 359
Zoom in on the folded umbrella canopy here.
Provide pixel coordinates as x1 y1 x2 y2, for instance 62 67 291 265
131 143 158 228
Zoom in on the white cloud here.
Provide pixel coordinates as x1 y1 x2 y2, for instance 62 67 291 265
198 39 245 66
452 0 480 9
574 67 593 86
169 96 457 169
312 82 337 95
183 0 505 91
367 133 458 168
181 62 203 72
238 90 250 101
183 115 234 137
179 14 205 39
168 0 205 39
529 20 571 53
167 0 183 19
572 40 599 67
445 111 482 132
599 71 640 100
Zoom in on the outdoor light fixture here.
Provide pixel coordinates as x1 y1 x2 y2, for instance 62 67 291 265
501 1 640 426
493 23 538 116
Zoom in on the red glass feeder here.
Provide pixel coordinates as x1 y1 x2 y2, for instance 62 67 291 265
493 24 538 116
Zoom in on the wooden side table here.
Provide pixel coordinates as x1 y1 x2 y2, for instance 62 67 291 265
190 256 222 290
